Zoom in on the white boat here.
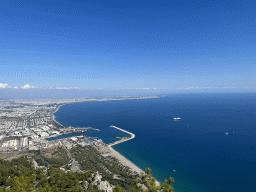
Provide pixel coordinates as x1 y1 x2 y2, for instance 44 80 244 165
173 170 176 172
225 132 229 135
173 118 181 120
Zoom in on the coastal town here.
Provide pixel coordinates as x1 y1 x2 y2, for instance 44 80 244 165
0 96 165 192
0 96 158 153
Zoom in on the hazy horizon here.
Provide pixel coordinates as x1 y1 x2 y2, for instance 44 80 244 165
0 88 255 99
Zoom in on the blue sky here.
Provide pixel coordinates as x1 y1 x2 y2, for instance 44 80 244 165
0 0 255 92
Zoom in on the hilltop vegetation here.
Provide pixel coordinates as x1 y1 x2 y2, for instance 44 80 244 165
0 157 95 192
32 146 70 167
0 146 175 192
70 145 174 192
70 145 137 190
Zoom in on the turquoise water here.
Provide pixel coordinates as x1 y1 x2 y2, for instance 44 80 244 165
54 93 256 192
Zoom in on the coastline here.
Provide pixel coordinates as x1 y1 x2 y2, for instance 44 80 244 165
52 104 65 127
107 146 160 186
50 96 161 186
51 103 144 175
52 104 61 121
52 105 144 172
107 145 144 174
51 96 159 129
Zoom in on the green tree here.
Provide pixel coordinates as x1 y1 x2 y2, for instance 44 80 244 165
113 185 126 192
139 168 169 192
131 180 142 192
8 174 37 192
160 177 174 192
145 168 151 175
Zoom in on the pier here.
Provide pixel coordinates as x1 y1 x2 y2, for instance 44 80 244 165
108 125 135 146
62 127 100 134
75 127 100 131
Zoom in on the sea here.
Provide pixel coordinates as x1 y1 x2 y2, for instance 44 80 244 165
53 93 256 192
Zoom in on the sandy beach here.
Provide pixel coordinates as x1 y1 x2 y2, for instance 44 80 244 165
108 146 161 186
52 105 65 127
52 105 61 121
107 146 144 174
51 102 160 186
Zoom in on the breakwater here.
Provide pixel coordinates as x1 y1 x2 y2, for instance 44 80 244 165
108 125 135 146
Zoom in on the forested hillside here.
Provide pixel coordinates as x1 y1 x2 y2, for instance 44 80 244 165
0 157 96 192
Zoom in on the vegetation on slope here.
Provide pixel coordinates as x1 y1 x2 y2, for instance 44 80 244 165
31 146 70 167
0 157 96 192
70 145 174 192
0 146 174 192
70 145 137 190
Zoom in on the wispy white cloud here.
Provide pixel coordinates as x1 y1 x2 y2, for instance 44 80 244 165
55 87 81 90
0 83 11 89
178 87 219 90
14 86 19 89
21 84 36 89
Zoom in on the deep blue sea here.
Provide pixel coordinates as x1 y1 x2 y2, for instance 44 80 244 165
54 93 256 192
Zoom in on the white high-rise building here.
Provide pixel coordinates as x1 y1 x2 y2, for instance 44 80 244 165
20 137 28 147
